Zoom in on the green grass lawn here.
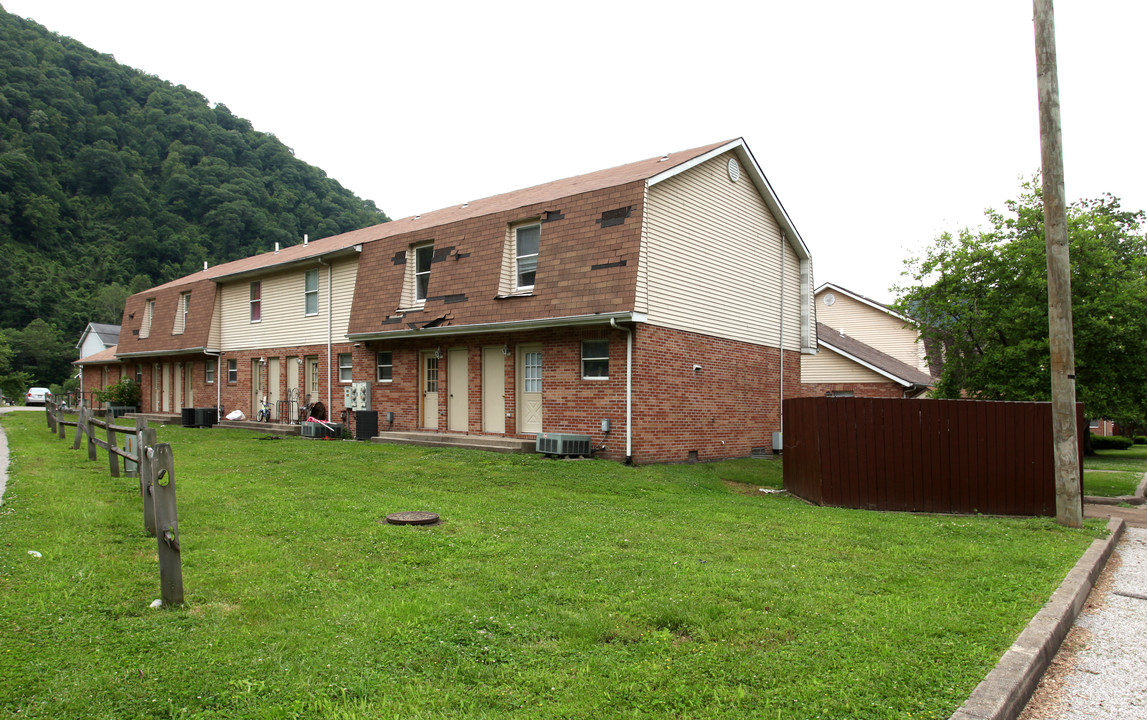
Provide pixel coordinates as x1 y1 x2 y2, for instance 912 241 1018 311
0 413 1104 719
1083 444 1147 472
1083 470 1143 497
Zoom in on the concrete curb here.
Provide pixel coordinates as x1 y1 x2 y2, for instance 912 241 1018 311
949 516 1125 720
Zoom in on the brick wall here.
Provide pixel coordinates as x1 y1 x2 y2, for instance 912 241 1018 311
798 381 906 399
119 324 799 465
362 327 629 459
630 325 799 464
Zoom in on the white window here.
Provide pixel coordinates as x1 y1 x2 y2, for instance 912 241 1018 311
304 269 319 316
415 244 434 302
376 351 393 382
524 351 542 393
174 292 191 334
339 353 353 383
250 282 261 322
515 224 540 289
227 359 237 383
205 360 214 384
581 340 609 379
140 299 155 338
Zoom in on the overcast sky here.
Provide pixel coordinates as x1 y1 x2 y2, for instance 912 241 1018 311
6 0 1144 302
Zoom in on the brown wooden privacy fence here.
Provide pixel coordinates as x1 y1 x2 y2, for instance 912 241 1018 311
782 397 1085 516
44 398 184 605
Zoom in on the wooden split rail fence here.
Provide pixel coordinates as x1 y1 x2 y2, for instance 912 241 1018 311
45 399 184 605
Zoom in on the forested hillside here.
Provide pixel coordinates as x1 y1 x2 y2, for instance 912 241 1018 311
0 6 388 393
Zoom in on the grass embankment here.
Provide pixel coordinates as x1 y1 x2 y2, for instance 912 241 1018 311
0 413 1104 719
1083 445 1147 497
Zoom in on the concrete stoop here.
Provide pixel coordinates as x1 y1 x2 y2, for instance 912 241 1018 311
371 431 535 454
215 420 301 436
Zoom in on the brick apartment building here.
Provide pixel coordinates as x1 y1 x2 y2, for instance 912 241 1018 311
82 138 816 463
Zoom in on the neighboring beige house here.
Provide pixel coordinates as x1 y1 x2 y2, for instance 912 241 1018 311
801 283 935 398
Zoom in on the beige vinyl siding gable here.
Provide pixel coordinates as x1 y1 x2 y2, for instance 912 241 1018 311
801 347 889 384
816 291 925 371
641 153 804 351
218 257 359 351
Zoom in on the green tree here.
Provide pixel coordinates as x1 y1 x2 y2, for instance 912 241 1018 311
8 318 75 386
0 329 33 402
896 179 1147 431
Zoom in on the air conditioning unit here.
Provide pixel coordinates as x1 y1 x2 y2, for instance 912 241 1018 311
194 407 218 427
302 421 343 439
536 432 593 457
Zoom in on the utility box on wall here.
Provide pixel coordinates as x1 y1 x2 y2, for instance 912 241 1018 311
343 382 371 411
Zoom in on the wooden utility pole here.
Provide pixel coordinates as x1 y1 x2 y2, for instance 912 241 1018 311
1034 0 1082 527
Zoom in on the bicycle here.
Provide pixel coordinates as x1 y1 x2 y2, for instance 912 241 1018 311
256 395 272 423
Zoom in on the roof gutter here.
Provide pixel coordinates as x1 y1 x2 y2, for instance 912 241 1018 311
115 346 213 360
347 311 649 343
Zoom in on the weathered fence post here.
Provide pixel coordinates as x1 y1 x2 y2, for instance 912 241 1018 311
125 418 143 478
150 442 183 606
58 403 66 439
72 404 86 450
139 426 157 536
86 407 97 462
46 398 56 433
106 408 120 478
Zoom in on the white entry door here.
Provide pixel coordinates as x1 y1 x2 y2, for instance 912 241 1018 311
518 344 542 434
268 357 281 421
482 346 505 433
448 348 468 432
421 351 439 430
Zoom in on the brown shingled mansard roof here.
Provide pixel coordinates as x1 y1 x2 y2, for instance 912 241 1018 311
116 138 801 352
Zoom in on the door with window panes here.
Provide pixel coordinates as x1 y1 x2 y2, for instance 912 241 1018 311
518 344 542 434
421 351 439 429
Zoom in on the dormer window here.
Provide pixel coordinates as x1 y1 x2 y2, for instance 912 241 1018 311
173 292 191 334
140 299 155 338
515 224 540 290
415 244 434 303
499 221 541 297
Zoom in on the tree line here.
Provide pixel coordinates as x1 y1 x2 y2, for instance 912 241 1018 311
0 7 388 395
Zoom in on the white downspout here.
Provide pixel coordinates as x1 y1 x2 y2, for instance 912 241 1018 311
319 258 332 413
609 318 633 464
779 232 786 443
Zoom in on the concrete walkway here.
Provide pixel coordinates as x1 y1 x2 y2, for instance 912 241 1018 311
1019 509 1147 719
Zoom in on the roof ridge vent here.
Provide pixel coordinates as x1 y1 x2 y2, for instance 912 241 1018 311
659 153 669 162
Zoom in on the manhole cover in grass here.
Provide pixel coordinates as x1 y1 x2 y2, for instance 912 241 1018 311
385 511 440 526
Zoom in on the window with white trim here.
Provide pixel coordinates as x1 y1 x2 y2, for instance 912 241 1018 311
205 360 215 384
376 351 393 382
581 340 609 379
173 292 191 334
304 269 319 316
414 244 433 302
227 358 237 383
250 282 262 322
140 299 155 338
339 353 353 383
515 224 540 289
